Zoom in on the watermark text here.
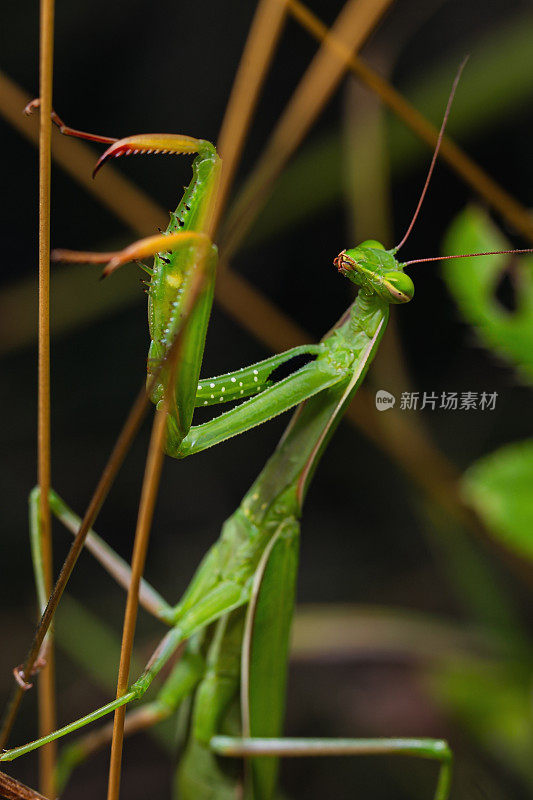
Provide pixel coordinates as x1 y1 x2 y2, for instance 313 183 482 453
375 390 498 412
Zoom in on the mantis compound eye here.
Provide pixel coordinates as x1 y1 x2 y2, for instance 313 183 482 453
359 239 386 251
334 249 357 274
382 271 415 303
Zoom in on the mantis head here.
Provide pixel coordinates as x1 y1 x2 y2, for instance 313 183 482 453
333 61 533 307
334 241 415 304
331 57 461 307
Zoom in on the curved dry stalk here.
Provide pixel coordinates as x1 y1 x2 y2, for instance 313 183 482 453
0 771 48 800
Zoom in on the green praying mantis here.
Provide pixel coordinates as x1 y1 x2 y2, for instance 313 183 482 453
2 65 531 799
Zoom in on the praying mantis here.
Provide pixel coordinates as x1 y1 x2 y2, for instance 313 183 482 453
2 24 532 800
0 107 454 798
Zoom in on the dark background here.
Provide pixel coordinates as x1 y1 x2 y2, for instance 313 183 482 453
1 1 532 798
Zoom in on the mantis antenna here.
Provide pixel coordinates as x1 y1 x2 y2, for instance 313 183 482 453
402 248 533 267
393 56 469 254
390 58 533 266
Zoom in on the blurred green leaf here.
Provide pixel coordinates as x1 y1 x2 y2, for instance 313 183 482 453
442 206 533 383
430 657 533 788
461 440 533 561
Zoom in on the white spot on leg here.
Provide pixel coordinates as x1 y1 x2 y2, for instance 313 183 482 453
253 369 258 374
166 274 182 289
254 377 258 382
231 377 236 383
210 383 215 388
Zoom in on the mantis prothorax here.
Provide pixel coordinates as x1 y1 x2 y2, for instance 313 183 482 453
5 66 532 799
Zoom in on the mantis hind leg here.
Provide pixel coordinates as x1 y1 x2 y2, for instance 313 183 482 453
54 635 206 793
1 540 251 761
211 736 452 800
211 522 451 800
29 487 173 622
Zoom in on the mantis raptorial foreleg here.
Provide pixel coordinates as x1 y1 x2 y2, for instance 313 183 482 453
27 105 223 453
170 348 350 457
193 345 324 407
40 110 344 459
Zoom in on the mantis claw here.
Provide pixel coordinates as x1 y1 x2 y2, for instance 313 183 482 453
93 133 216 178
51 231 210 280
23 97 41 116
51 249 117 267
23 100 117 148
100 231 210 278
